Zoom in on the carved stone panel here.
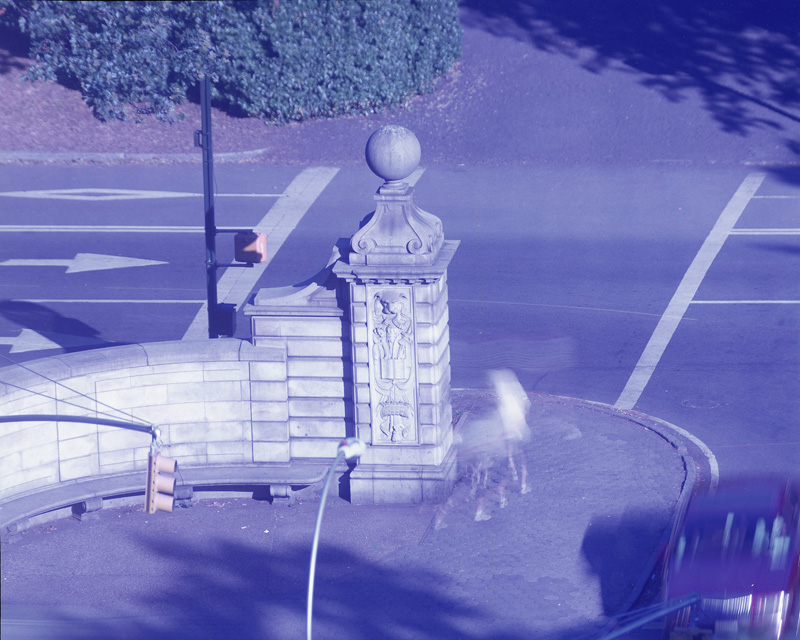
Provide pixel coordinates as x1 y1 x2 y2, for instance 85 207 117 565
366 286 418 444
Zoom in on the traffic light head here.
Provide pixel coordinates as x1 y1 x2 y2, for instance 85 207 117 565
146 453 177 514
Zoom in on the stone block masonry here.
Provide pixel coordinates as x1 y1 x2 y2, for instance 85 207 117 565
0 124 460 514
331 125 459 504
0 340 278 503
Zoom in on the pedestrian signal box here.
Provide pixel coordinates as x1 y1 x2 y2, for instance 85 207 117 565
146 453 177 514
234 231 267 264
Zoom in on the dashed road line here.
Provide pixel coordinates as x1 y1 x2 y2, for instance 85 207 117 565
615 172 766 411
692 300 800 304
729 228 800 235
449 297 668 318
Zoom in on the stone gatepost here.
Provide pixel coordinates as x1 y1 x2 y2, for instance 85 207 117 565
333 125 459 504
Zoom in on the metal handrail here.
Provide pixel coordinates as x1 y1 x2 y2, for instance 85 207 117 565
597 593 700 640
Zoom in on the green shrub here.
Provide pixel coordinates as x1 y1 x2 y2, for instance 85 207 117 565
1 0 461 123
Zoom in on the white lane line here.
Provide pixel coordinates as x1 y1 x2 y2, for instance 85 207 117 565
182 166 340 340
17 299 205 304
692 299 800 304
0 226 259 233
729 228 800 235
615 172 766 411
751 195 800 199
0 188 283 200
0 171 427 234
449 297 670 318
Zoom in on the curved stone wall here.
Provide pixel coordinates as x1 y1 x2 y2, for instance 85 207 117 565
0 338 346 506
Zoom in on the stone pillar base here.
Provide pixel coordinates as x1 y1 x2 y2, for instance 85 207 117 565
349 445 457 505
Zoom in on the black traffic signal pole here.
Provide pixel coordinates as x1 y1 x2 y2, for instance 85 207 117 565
194 76 253 339
197 76 218 339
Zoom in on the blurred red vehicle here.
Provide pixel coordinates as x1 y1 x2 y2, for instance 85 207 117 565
662 477 800 639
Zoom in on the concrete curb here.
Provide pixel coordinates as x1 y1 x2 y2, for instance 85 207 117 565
531 393 701 631
0 148 272 164
1 389 698 636
453 390 703 623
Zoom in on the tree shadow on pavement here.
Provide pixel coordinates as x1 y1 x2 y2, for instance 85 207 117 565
0 300 114 354
461 0 800 147
581 508 670 618
763 162 800 188
32 535 534 640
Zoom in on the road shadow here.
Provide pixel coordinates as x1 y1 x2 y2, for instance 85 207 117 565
461 0 800 147
763 162 800 187
581 507 670 618
4 537 534 640
746 241 800 256
0 300 114 354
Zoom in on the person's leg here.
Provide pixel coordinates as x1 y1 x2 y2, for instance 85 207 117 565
511 442 530 493
520 457 530 494
499 479 508 508
474 495 491 520
507 446 518 481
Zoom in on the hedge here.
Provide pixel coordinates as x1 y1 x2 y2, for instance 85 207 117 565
0 0 462 123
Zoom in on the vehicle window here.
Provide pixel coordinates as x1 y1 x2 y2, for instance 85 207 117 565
675 535 686 571
676 511 791 571
770 515 790 570
688 511 747 557
786 489 800 533
753 518 767 555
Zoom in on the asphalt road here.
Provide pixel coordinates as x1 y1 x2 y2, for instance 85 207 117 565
2 3 799 637
1 161 797 483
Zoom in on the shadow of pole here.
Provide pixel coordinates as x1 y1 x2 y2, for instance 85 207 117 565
0 299 110 353
460 0 800 144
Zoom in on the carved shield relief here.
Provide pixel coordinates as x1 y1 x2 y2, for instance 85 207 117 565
366 286 418 443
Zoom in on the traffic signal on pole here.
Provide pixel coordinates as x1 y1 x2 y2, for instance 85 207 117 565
234 231 267 264
146 453 177 514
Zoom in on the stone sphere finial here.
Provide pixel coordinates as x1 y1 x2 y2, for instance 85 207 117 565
365 125 421 183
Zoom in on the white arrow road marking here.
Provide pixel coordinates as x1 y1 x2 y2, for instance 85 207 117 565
0 253 167 273
0 329 108 353
0 188 283 201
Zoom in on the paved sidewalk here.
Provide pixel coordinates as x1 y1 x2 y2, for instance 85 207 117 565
1 390 694 640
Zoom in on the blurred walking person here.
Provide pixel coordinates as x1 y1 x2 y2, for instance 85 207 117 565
471 369 532 521
489 368 532 496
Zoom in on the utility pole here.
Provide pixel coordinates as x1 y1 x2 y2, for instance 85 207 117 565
194 76 262 338
197 75 219 339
